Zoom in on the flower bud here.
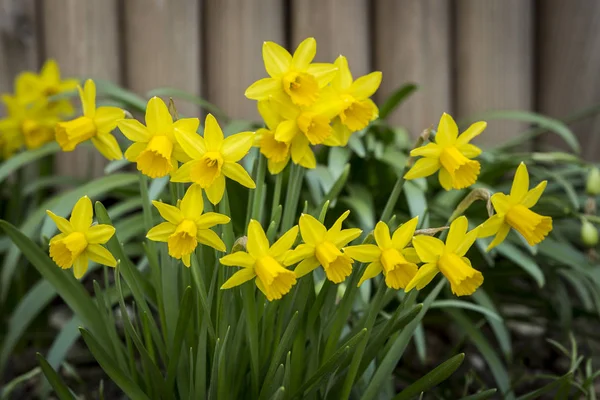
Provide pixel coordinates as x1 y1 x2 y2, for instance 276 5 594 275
581 219 599 247
586 167 600 195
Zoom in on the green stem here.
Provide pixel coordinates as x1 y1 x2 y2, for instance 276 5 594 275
270 172 283 222
281 164 304 231
242 284 260 397
251 155 267 221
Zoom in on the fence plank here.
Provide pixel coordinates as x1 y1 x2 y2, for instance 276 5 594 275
41 0 122 176
0 0 39 96
455 0 533 147
291 0 370 76
123 0 201 117
204 0 284 121
374 0 452 137
537 0 600 160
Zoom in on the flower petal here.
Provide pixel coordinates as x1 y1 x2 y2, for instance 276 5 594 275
454 226 480 257
403 158 440 180
222 162 256 189
196 212 231 229
457 143 482 158
357 261 383 287
222 131 254 162
405 263 439 292
456 121 487 146
73 252 89 279
247 220 270 257
331 228 362 248
152 201 183 224
412 235 444 263
86 224 115 244
205 174 226 205
221 268 256 289
292 37 316 70
46 210 73 234
438 167 453 191
245 78 281 100
70 196 93 231
487 223 511 251
197 229 226 252
119 119 151 142
306 63 338 87
435 113 459 147
173 118 200 134
402 247 421 264
124 142 147 162
343 244 380 263
147 222 176 242
94 107 125 132
145 97 172 133
446 216 469 253
180 184 203 219
220 251 255 268
170 160 194 183
80 80 96 117
392 216 419 250
332 55 352 90
374 221 392 249
491 193 511 214
410 142 441 158
521 180 547 208
269 225 299 259
284 243 315 265
294 256 320 278
204 114 224 152
349 71 382 99
175 129 206 160
91 133 123 161
478 214 505 238
87 244 117 267
299 213 327 245
274 120 298 143
263 41 292 77
510 162 529 202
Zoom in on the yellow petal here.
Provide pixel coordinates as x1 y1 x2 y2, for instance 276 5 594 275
222 162 255 189
435 113 459 147
521 180 547 208
291 134 310 164
306 63 338 87
284 243 315 265
438 168 453 191
175 129 206 160
332 55 352 91
145 97 172 134
73 253 89 279
70 196 93 231
41 59 60 82
331 228 361 248
170 160 194 183
374 221 392 249
257 100 282 130
263 41 292 77
410 142 442 158
292 37 316 70
349 71 382 99
357 261 383 287
222 131 254 162
402 247 421 264
456 121 487 146
204 114 224 152
269 225 299 259
247 219 270 258
220 251 255 268
326 210 351 236
87 244 117 267
391 216 419 250
343 244 380 263
118 119 151 142
152 201 183 224
510 162 529 202
404 158 440 180
245 78 281 100
491 193 511 214
457 143 482 158
405 263 439 292
91 133 123 161
454 227 480 257
299 214 327 245
274 120 298 143
294 256 320 278
268 158 289 175
80 79 96 117
86 224 115 244
478 214 505 238
147 222 176 242
94 107 124 133
180 184 203 219
298 147 316 169
46 210 73 234
182 253 191 267
412 235 444 263
197 229 226 252
486 223 510 251
221 268 256 289
445 216 468 253
205 174 226 205
125 142 146 162
173 118 200 134
196 212 230 229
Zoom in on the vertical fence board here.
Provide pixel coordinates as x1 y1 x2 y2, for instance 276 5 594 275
374 0 452 137
0 0 39 96
204 0 284 121
41 0 122 176
455 0 533 147
537 0 600 160
123 0 200 117
291 0 370 75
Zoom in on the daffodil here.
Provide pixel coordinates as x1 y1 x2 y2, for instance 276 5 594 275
118 97 199 178
172 114 255 205
404 113 487 191
478 162 552 250
406 216 482 296
285 211 362 283
46 196 117 279
147 184 230 267
221 220 298 301
344 217 420 289
245 37 338 107
55 79 124 160
330 55 381 145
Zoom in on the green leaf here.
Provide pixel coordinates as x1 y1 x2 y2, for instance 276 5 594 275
379 84 419 120
36 354 75 400
459 389 498 400
392 353 465 400
472 290 512 361
1 366 42 400
165 286 194 393
516 372 573 400
430 300 503 321
495 242 545 287
0 142 60 185
318 164 350 212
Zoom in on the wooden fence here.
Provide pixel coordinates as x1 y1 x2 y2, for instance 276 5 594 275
1 0 600 164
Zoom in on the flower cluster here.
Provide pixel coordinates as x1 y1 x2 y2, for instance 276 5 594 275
246 38 382 174
0 60 78 159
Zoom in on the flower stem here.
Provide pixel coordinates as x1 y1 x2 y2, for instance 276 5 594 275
281 164 304 231
251 154 267 221
270 172 283 222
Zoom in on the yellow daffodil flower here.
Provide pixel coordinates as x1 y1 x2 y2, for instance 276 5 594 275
46 196 117 279
478 162 552 250
245 37 338 107
330 55 381 145
344 217 420 289
404 113 487 191
55 79 124 160
0 126 24 160
147 184 230 267
221 220 298 301
172 114 255 205
255 99 315 174
285 211 362 283
118 97 199 178
406 216 482 296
